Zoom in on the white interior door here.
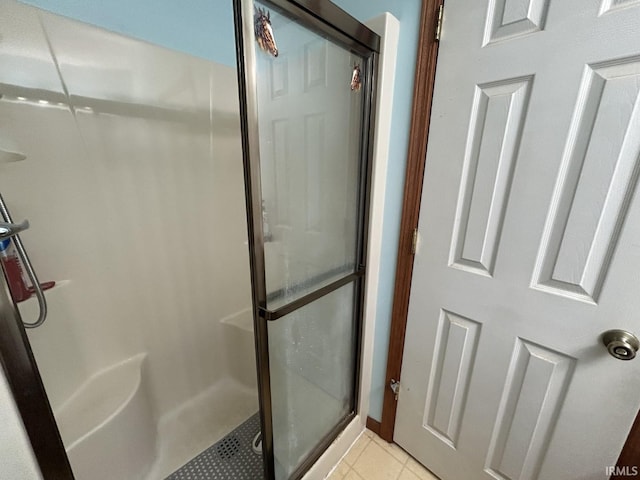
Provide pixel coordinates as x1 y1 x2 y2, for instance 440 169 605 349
395 1 640 479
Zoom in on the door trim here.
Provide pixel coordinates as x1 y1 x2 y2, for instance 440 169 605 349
378 0 443 442
381 0 640 473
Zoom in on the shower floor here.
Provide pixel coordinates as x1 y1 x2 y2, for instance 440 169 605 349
166 413 264 480
147 378 259 479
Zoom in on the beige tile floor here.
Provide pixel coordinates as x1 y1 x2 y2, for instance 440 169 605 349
326 429 441 480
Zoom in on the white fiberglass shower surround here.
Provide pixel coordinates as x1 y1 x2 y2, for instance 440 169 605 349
1 0 257 478
0 1 386 479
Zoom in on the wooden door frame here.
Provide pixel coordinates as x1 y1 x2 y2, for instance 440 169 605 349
376 0 640 474
375 0 443 442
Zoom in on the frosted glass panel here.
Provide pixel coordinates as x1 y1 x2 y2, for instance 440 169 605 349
254 1 365 309
269 283 356 479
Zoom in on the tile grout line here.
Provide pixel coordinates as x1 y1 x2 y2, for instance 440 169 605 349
352 435 372 466
348 433 372 466
331 429 440 480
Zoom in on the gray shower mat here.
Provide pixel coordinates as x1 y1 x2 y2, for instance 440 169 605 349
166 413 265 480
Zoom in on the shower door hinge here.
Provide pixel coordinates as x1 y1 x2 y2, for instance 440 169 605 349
411 228 418 255
435 3 444 42
390 379 401 401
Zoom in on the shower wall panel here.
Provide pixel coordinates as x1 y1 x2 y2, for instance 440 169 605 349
1 1 257 477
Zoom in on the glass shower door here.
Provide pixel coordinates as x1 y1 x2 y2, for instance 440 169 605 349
234 1 379 479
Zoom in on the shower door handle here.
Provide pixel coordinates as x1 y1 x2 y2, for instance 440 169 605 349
0 220 30 240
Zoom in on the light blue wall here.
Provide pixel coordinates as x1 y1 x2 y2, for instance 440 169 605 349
19 0 422 422
20 0 237 66
331 0 422 421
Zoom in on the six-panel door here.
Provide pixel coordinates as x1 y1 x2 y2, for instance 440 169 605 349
395 1 640 479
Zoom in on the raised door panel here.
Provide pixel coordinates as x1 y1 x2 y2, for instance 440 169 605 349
533 58 640 303
485 340 575 480
484 0 551 45
423 310 482 448
450 77 532 277
600 0 640 14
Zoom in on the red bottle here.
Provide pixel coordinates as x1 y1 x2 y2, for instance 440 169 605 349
0 238 32 302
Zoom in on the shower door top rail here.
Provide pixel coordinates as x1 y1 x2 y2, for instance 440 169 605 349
277 0 380 52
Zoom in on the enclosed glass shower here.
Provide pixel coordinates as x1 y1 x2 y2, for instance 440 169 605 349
0 0 379 479
235 1 378 478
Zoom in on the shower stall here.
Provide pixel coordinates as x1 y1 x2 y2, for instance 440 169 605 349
0 0 380 479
